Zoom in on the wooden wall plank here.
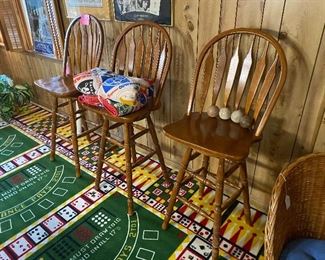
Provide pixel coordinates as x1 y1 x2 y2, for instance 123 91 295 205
190 0 222 171
219 0 238 31
261 0 286 35
169 0 199 165
197 0 221 51
0 48 12 75
151 26 171 161
101 21 124 68
292 25 325 158
235 0 265 28
250 0 325 211
247 0 286 209
314 110 325 152
231 0 266 205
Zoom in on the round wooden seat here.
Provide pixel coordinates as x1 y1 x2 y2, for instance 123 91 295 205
163 112 259 161
34 76 79 98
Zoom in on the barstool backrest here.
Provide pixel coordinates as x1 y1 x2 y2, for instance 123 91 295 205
63 14 104 76
187 28 287 137
111 21 172 110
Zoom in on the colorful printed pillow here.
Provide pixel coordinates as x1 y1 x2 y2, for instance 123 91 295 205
75 68 154 117
73 67 112 95
96 74 153 116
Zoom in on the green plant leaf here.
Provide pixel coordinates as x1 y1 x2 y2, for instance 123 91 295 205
0 77 32 120
14 84 27 90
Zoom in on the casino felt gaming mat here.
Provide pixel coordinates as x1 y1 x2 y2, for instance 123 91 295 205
0 104 266 259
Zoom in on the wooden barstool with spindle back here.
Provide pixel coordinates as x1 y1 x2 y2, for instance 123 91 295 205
161 28 287 259
34 15 104 177
81 21 172 216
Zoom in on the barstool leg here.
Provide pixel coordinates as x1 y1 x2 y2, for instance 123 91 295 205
68 98 81 178
240 161 251 225
95 118 109 190
77 100 91 142
199 155 210 195
162 147 192 230
124 123 134 216
50 97 58 161
212 159 225 259
129 124 137 164
147 115 170 182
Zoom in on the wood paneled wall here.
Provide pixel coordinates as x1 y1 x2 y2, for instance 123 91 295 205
0 0 324 212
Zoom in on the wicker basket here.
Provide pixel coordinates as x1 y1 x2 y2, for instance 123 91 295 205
265 153 325 260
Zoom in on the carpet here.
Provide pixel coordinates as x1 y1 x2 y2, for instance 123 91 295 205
0 103 266 259
0 125 39 164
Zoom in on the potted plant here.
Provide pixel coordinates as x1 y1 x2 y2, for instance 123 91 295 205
0 75 33 121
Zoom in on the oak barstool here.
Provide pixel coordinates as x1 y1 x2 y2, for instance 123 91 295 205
82 21 172 216
34 15 104 177
162 28 287 259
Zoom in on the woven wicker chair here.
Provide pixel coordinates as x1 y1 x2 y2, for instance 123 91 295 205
265 153 325 260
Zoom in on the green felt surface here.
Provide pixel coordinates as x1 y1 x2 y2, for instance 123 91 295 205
31 192 186 260
0 155 93 241
0 126 39 162
0 104 267 260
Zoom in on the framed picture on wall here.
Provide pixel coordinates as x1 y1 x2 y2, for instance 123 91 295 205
63 0 111 20
113 0 173 26
21 0 64 58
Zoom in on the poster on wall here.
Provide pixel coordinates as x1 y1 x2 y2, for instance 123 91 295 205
113 0 173 26
24 0 56 57
64 0 111 20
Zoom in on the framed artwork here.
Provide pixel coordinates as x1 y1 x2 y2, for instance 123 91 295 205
64 0 111 20
113 0 173 26
22 0 64 58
